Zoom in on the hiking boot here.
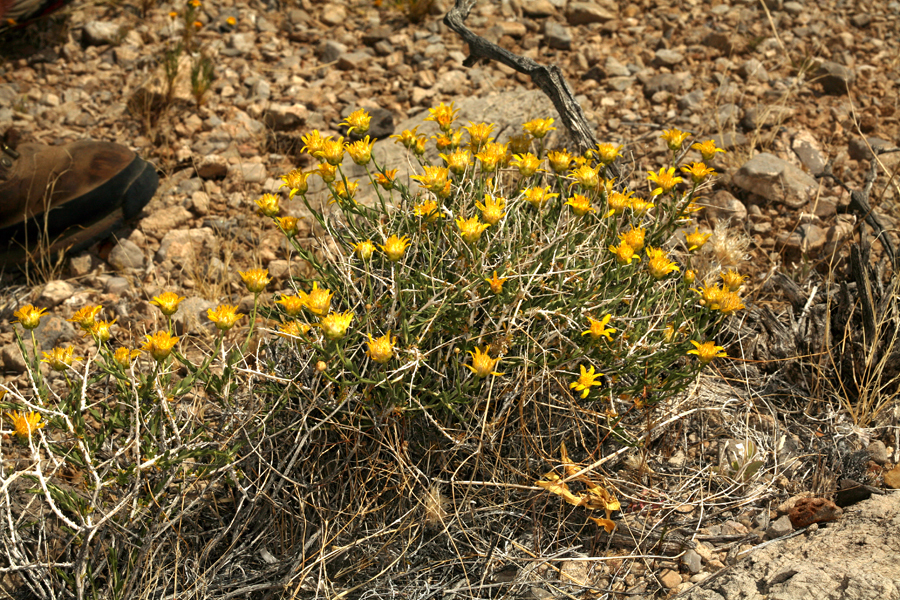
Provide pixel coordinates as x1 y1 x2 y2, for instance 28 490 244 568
0 128 158 265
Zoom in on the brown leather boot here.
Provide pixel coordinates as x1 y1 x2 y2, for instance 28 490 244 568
0 129 158 264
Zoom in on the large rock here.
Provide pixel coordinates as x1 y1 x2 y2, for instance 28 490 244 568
732 153 819 208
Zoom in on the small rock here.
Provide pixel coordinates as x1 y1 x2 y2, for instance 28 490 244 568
566 1 617 24
104 277 131 295
682 550 702 574
884 464 900 489
732 153 819 208
792 130 828 175
783 1 804 15
817 61 855 95
654 49 684 66
776 223 827 254
544 21 572 50
171 297 216 336
337 52 371 71
738 58 768 82
228 33 256 55
847 137 894 161
236 163 267 184
765 515 794 539
788 497 842 528
156 228 215 263
140 206 193 240
33 315 76 350
867 441 889 465
1 343 27 373
319 40 348 64
659 569 682 589
82 21 121 46
850 13 872 27
642 72 681 96
523 0 556 17
320 3 347 26
678 89 704 111
189 191 210 216
38 280 75 307
604 56 631 77
197 155 229 180
68 254 95 277
705 190 747 223
108 239 145 271
268 259 291 281
607 77 634 92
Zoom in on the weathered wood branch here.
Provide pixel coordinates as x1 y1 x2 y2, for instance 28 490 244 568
443 0 620 179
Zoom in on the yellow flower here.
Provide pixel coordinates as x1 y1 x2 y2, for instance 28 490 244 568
647 167 683 196
565 194 594 216
691 139 726 161
717 291 745 315
456 215 490 244
692 283 726 309
142 331 179 362
278 321 311 339
464 346 504 378
464 122 495 150
6 411 44 440
684 269 696 284
605 190 634 216
522 186 559 210
411 165 450 194
425 102 459 132
353 240 377 260
301 130 326 156
413 199 442 223
720 269 746 292
582 314 615 341
68 305 103 331
332 180 359 203
485 271 508 294
474 141 507 173
207 305 244 331
113 347 141 367
475 193 506 225
42 346 80 371
646 247 680 279
316 162 337 184
594 143 623 164
373 168 398 190
390 126 420 149
366 331 395 364
619 226 646 252
663 323 676 343
169 11 177 18
13 305 47 330
381 235 412 262
570 163 602 189
413 135 428 156
86 319 116 343
661 128 691 152
609 242 639 265
226 15 236 26
319 136 344 166
255 193 280 217
302 282 333 317
440 149 471 176
342 108 371 135
687 340 727 364
319 310 353 341
570 364 602 399
681 161 716 184
276 295 305 317
508 133 532 155
511 152 543 177
547 149 573 174
684 226 711 251
629 198 655 215
344 136 374 166
276 216 300 238
522 117 556 139
239 269 270 294
151 292 186 316
192 19 202 29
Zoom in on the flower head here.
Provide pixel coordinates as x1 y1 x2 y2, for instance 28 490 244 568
647 167 683 196
717 291 745 315
570 163 602 190
276 216 300 238
464 122 495 150
661 128 691 152
302 282 333 317
582 314 615 341
275 295 306 317
547 149 574 174
511 152 543 177
485 271 508 294
151 292 186 316
319 136 345 166
239 269 270 294
113 347 141 367
413 199 442 223
68 305 103 331
522 117 556 139
464 346 504 378
629 198 656 216
594 143 623 164
692 283 726 309
691 139 726 161
720 269 746 292
646 247 680 279
319 311 353 341
353 240 377 260
565 194 594 216
456 215 490 244
374 168 398 190
6 411 44 440
476 193 506 225
609 242 639 265
301 130 326 156
256 193 280 217
316 163 337 184
86 319 116 343
570 364 603 399
366 331 395 364
345 136 375 166
425 102 460 132
390 127 420 149
342 108 371 135
684 227 711 251
411 165 450 194
278 321 311 339
280 169 311 198
619 226 646 252
688 340 727 364
142 331 179 362
474 141 507 173
208 305 244 331
42 346 81 371
332 180 359 203
522 186 559 210
381 235 412 262
605 190 635 216
681 162 716 184
13 305 47 330
440 149 471 176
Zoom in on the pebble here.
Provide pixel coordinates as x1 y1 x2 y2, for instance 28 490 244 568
544 21 572 50
732 153 819 209
38 280 75 307
766 515 794 539
108 239 145 271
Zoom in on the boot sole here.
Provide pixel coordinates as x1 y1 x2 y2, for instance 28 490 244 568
0 154 158 266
